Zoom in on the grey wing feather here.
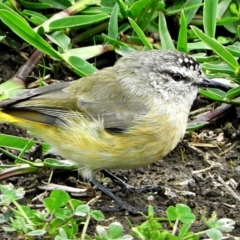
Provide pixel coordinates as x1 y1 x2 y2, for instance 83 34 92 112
0 74 148 131
0 82 71 107
77 99 148 130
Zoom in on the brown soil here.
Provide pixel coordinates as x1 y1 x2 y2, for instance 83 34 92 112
0 48 240 239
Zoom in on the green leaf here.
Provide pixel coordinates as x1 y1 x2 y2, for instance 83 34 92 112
46 31 70 51
202 63 235 75
115 0 128 18
177 11 187 52
205 88 227 98
0 133 49 153
226 86 240 100
54 208 72 219
108 222 123 238
90 210 105 221
129 0 160 31
237 25 240 39
74 204 90 216
217 0 231 19
96 225 108 239
191 26 239 72
0 214 7 224
17 0 52 9
102 34 129 48
199 89 226 102
108 3 119 39
184 0 202 24
44 159 77 170
128 17 153 50
187 121 209 131
217 17 239 26
0 9 61 59
147 205 154 217
203 0 218 38
38 0 72 9
44 190 70 212
227 45 240 57
158 12 175 50
166 206 178 221
0 184 25 205
49 14 110 30
206 228 223 240
66 56 97 76
179 223 191 238
27 230 47 236
22 10 47 25
188 41 210 50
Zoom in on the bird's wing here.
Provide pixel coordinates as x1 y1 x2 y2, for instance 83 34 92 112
0 68 148 131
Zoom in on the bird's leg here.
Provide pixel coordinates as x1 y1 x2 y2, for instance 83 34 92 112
101 170 161 193
101 170 135 190
90 178 140 214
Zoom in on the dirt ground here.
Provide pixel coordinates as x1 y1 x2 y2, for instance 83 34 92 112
0 48 240 238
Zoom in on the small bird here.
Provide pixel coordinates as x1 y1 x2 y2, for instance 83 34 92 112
0 50 220 181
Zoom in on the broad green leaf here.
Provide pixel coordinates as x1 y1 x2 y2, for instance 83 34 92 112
193 54 219 62
44 189 70 211
205 88 227 98
217 0 231 18
226 86 240 100
108 222 123 238
158 12 175 50
90 210 105 221
191 26 239 72
22 10 48 25
184 0 202 24
188 41 210 50
0 133 49 152
203 0 217 38
202 63 235 75
0 9 61 59
49 14 110 30
177 11 187 52
27 230 47 237
18 0 52 9
108 3 119 39
199 89 226 102
66 56 97 76
38 0 72 9
46 31 70 51
217 17 239 25
227 46 240 57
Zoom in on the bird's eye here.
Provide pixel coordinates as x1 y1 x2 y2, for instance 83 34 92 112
172 73 183 81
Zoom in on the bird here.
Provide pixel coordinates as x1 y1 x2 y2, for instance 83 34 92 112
0 50 224 208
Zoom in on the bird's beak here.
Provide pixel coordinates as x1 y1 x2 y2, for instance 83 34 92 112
197 78 230 91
